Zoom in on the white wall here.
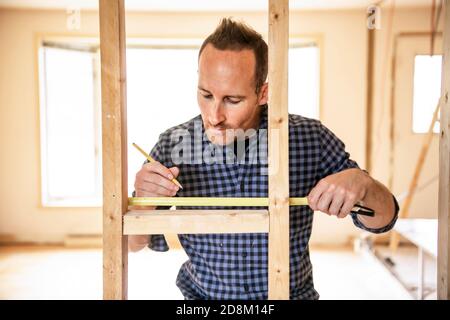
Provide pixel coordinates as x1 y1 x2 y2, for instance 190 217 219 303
371 7 442 222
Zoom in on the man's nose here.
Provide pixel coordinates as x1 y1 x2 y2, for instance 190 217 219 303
209 103 226 126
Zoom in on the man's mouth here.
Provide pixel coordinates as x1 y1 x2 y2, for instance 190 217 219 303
209 127 227 134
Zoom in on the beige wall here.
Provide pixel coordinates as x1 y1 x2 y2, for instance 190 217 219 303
0 7 437 245
371 7 441 221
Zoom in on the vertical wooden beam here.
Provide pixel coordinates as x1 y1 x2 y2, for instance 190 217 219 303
388 37 398 192
366 16 375 173
99 0 128 300
268 0 290 300
438 0 450 301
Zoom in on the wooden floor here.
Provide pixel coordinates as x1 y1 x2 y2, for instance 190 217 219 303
0 244 420 300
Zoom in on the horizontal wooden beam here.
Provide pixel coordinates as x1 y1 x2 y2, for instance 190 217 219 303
123 210 269 235
129 197 308 207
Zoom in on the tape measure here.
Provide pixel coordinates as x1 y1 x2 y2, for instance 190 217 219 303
129 197 308 207
128 197 374 216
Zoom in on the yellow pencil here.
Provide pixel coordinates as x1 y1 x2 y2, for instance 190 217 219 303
132 142 183 189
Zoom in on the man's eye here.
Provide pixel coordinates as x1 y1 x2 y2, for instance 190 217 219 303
226 98 241 104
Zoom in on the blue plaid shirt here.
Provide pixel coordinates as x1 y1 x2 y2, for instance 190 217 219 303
143 105 398 300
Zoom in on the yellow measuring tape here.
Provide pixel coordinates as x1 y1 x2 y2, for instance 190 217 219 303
128 197 308 207
128 197 375 216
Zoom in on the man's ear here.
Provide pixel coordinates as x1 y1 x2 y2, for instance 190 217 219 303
257 82 269 105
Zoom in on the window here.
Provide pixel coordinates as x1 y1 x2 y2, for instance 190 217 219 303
39 43 101 206
126 45 201 194
412 55 441 134
39 39 320 203
289 44 320 119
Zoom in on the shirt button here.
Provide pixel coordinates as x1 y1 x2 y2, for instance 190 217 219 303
219 243 223 247
244 284 249 292
242 252 247 258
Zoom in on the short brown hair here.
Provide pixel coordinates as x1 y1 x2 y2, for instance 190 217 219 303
199 18 268 94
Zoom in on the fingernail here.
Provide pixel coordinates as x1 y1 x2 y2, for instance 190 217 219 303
168 174 174 180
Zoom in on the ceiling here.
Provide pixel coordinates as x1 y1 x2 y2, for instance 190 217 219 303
0 0 432 12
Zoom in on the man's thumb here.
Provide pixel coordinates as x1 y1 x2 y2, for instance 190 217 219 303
169 166 180 178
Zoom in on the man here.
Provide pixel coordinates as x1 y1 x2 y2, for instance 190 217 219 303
130 18 399 300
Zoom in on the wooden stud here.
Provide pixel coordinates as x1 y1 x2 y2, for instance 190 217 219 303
268 0 290 300
438 0 450 300
124 210 269 235
366 15 375 173
99 0 128 300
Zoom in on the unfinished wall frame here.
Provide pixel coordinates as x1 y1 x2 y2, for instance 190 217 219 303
99 0 450 302
100 0 290 300
438 0 450 301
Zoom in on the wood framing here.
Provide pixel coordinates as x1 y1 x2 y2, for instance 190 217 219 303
100 0 291 300
268 0 290 300
365 10 375 173
124 210 269 235
99 0 128 300
99 0 450 301
438 0 450 300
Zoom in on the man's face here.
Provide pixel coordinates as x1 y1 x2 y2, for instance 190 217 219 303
197 44 268 145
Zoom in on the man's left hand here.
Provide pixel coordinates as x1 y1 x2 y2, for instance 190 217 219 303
307 168 370 218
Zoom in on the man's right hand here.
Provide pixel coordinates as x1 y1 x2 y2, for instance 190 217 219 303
129 161 180 252
134 161 180 198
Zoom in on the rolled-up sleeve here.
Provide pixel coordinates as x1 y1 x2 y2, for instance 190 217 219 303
148 234 170 252
351 194 400 234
